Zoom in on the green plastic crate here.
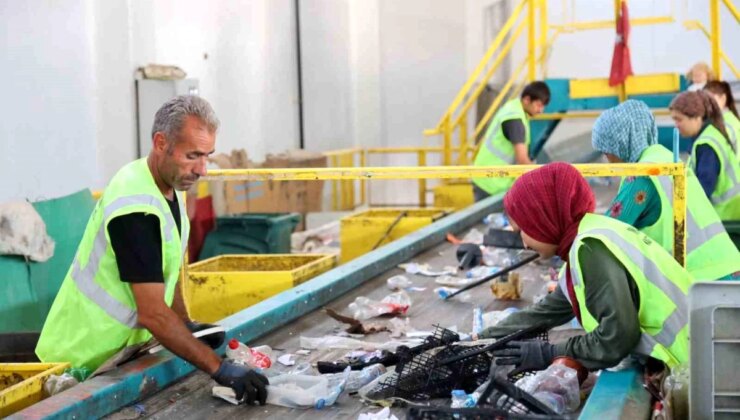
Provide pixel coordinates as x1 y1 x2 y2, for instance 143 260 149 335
198 213 301 260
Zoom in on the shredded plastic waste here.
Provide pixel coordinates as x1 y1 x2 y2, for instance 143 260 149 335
358 407 399 420
398 262 457 277
483 213 509 228
433 287 471 302
325 308 389 334
461 228 484 244
481 307 520 330
348 291 411 321
435 275 474 287
300 335 422 351
514 364 580 414
386 275 413 290
278 354 296 366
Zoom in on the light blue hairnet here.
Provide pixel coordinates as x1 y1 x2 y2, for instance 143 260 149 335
592 100 658 163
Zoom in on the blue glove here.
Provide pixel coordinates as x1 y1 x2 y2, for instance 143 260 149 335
493 340 557 376
185 321 225 349
212 360 269 405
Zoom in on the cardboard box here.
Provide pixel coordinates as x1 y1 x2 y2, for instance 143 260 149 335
209 149 326 226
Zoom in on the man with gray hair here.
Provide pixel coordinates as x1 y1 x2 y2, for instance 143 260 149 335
37 96 269 405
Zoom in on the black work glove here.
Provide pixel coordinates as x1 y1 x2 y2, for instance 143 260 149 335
493 340 557 376
212 360 269 405
185 321 225 349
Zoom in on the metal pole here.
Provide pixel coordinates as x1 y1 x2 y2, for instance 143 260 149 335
294 0 306 148
539 0 548 76
528 0 536 81
418 151 427 207
673 171 687 267
710 0 722 79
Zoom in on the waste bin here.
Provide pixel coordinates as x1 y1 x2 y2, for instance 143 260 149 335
199 213 301 260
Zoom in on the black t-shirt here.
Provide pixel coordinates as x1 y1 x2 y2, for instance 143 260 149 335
107 194 181 283
501 119 526 144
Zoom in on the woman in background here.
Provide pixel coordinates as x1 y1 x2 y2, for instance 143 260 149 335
670 91 740 221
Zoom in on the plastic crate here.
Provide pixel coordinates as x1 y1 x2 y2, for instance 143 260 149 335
340 208 449 263
433 183 474 210
198 213 301 260
0 362 69 417
183 254 336 323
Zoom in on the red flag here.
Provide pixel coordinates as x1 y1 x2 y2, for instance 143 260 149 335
609 1 633 86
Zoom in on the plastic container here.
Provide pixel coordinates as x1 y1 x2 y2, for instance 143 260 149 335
199 213 301 260
184 254 336 323
0 362 70 417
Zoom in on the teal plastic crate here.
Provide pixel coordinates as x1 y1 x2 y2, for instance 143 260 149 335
198 213 301 260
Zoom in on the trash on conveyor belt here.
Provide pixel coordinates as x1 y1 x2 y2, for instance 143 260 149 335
347 291 411 321
325 308 389 335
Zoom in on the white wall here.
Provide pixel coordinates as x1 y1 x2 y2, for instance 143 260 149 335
0 0 100 202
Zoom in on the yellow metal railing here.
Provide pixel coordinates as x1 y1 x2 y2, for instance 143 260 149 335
683 20 740 78
204 162 688 267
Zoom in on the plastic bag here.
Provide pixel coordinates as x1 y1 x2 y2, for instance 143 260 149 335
43 373 79 396
348 291 411 321
265 371 348 409
358 407 399 420
481 308 519 330
514 364 580 414
386 275 412 290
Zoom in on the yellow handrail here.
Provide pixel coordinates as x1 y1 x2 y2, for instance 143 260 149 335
723 0 739 22
204 162 688 267
683 19 740 79
429 0 528 131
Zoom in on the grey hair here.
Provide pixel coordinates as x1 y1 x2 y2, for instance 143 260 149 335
151 95 220 142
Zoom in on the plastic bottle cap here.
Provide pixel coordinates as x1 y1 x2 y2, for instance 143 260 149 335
228 339 240 350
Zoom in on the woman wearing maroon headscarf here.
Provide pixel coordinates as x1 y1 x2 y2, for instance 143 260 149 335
481 162 695 373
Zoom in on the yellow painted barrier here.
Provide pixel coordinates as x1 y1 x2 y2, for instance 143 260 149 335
340 208 450 263
433 183 474 210
184 254 336 323
0 363 70 417
569 73 680 99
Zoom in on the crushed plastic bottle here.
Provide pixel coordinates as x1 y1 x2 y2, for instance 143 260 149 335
348 291 411 321
515 364 580 414
386 275 412 290
450 388 480 408
325 364 386 393
434 287 471 302
225 339 272 369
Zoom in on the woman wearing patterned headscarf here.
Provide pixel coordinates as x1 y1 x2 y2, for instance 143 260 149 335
592 100 739 280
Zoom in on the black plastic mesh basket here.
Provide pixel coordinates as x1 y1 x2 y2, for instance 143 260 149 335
365 324 550 403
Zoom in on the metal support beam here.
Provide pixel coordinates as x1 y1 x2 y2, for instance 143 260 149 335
528 0 536 81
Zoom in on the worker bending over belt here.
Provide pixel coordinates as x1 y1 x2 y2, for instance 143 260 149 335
591 100 739 280
36 96 269 405
670 91 740 221
471 81 550 202
481 163 696 372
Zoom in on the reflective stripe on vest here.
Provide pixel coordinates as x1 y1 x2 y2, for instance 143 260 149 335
694 135 740 204
569 228 687 353
651 175 726 253
484 111 523 164
70 194 178 328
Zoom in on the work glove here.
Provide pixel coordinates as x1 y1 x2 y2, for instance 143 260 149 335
185 321 225 349
212 360 269 405
492 340 557 376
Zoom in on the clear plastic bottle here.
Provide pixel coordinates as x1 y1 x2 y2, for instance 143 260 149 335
451 389 468 408
472 307 483 335
225 339 272 369
386 275 412 290
325 364 386 392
